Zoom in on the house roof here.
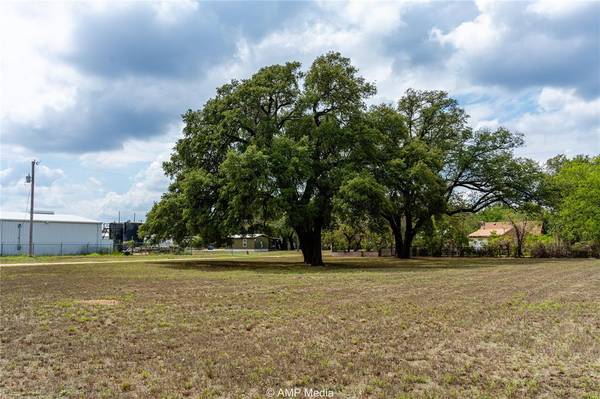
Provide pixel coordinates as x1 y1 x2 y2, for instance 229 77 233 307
229 233 268 239
468 222 514 238
0 210 102 224
468 221 542 238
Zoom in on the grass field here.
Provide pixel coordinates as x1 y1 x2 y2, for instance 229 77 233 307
1 254 599 398
0 250 293 264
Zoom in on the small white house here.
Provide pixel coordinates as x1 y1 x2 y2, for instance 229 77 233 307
468 222 514 251
468 221 542 251
0 211 112 256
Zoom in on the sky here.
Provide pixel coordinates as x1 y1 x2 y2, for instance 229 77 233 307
1 0 599 222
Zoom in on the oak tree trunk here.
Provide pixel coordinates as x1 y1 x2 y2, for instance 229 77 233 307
297 228 324 266
399 235 413 258
393 226 414 259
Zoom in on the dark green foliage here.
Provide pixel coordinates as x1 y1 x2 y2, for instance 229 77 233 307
142 54 598 262
544 155 600 244
337 89 542 258
413 213 479 256
138 192 188 246
144 53 375 265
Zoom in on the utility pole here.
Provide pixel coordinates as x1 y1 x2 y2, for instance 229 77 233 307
26 160 38 257
118 211 125 251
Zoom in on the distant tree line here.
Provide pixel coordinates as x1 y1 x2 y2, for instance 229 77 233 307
139 52 599 264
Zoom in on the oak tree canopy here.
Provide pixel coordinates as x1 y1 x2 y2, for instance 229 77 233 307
142 53 541 264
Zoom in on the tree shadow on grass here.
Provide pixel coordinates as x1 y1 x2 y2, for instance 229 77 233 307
153 256 547 275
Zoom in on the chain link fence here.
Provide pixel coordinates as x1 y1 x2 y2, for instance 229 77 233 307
0 243 114 256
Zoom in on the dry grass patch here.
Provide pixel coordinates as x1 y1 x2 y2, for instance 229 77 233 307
0 255 599 398
77 299 120 306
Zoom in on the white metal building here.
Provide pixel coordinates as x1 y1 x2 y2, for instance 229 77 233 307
0 211 113 256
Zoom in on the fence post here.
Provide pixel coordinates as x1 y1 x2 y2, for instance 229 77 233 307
60 243 63 256
86 243 89 254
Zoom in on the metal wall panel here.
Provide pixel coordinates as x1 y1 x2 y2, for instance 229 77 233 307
0 219 112 256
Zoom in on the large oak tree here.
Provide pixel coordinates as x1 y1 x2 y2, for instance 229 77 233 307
337 90 543 258
144 52 375 265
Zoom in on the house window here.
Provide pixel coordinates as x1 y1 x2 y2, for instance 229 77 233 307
242 238 248 248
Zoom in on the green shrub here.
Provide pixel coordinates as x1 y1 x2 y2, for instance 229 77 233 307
527 236 571 258
189 235 204 248
529 242 550 258
526 236 599 258
570 242 593 258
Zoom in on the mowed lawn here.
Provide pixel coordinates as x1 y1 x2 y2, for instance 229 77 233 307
1 255 599 398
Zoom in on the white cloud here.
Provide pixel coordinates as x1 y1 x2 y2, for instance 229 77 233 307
526 0 591 17
317 0 406 35
152 0 199 24
78 122 182 168
36 165 65 182
89 154 171 221
432 12 505 53
513 88 600 160
0 3 80 124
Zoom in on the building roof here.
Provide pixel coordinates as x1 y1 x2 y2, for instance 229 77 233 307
468 222 514 238
468 221 543 238
229 233 268 239
0 210 102 224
